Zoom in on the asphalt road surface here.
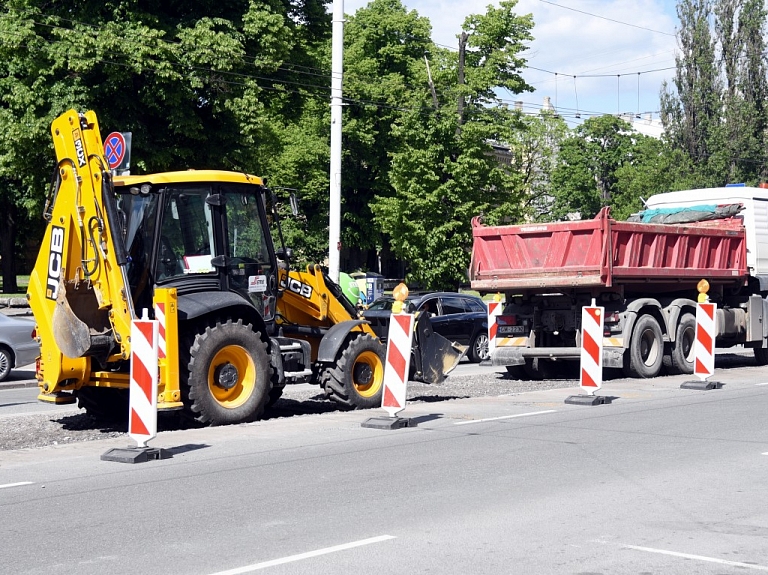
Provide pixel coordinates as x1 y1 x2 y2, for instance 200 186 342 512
2 355 768 574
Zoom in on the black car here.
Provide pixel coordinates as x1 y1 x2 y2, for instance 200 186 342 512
362 292 489 362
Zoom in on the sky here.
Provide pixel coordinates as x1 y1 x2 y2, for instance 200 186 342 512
340 0 680 128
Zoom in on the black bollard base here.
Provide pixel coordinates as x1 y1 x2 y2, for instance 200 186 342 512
101 446 170 463
361 416 415 430
681 380 722 390
564 394 613 406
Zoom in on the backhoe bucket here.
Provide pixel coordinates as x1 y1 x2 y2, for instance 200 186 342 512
52 280 114 359
413 313 468 384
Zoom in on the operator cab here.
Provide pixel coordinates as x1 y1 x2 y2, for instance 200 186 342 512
113 171 278 324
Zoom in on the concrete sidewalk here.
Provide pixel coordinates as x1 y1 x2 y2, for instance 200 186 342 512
0 301 32 317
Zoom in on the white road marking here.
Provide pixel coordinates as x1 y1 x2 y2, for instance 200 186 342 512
625 545 768 571
454 410 556 425
755 382 768 386
208 535 396 574
0 482 33 489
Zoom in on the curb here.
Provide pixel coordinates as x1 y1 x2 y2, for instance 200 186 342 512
0 381 39 391
0 304 33 317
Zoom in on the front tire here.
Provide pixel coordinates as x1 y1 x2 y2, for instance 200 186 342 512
468 332 490 363
0 347 12 382
187 319 271 425
322 334 385 409
624 314 663 378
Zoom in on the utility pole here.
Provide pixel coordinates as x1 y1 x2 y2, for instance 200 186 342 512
328 0 344 283
456 31 468 135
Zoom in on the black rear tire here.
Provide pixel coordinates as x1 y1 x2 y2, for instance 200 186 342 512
664 312 695 374
76 387 129 423
266 386 284 407
321 334 385 409
186 319 271 425
505 365 527 379
623 314 663 378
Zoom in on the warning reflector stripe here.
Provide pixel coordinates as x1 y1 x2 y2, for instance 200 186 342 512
383 386 400 409
580 305 604 393
693 302 717 381
387 343 407 383
155 302 167 359
487 301 503 358
381 312 414 417
129 317 159 447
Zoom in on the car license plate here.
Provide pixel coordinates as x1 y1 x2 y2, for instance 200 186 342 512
499 325 526 335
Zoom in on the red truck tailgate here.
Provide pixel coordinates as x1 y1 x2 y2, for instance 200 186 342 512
470 208 748 293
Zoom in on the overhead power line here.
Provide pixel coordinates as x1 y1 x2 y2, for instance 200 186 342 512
536 0 676 37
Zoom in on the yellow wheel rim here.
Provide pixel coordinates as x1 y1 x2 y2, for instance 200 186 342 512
352 350 384 398
207 345 256 409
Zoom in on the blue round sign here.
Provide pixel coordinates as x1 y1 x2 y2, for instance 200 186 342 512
104 132 126 170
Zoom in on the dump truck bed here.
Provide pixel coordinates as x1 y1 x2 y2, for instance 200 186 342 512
470 208 748 294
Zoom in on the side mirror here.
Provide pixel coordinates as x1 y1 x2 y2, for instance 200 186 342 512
276 247 293 262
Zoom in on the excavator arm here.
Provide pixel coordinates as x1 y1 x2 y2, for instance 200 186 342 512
28 110 135 396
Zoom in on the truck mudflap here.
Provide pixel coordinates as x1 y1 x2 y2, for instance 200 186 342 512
412 313 467 384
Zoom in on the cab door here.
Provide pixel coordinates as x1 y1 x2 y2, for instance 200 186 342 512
221 186 277 321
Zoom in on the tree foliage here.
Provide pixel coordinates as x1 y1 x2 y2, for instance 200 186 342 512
661 0 768 186
371 0 534 289
547 115 641 220
0 0 331 290
340 0 433 272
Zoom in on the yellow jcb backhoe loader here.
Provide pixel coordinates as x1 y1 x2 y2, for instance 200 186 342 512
27 109 464 426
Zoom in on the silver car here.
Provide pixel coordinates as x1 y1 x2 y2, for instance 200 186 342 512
0 313 38 381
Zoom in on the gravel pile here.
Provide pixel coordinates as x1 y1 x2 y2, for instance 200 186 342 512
0 371 579 451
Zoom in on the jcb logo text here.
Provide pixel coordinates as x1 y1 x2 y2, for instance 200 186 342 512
46 226 65 300
282 277 313 299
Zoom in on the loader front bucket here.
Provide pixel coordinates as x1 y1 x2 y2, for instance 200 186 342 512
412 313 468 384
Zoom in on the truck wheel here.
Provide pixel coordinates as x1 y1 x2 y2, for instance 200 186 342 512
266 386 284 407
322 334 385 410
468 332 490 363
76 387 129 422
755 348 768 366
505 365 526 379
187 319 271 425
664 313 695 374
624 314 663 378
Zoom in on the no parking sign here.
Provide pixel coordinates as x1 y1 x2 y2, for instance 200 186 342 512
104 131 132 173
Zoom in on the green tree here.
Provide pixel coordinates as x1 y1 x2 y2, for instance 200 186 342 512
660 0 722 185
548 115 644 220
661 0 768 186
372 0 533 289
503 109 568 220
614 138 698 219
340 0 433 273
0 0 330 291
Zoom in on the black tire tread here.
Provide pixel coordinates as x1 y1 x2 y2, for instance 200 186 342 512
321 334 385 410
187 319 271 425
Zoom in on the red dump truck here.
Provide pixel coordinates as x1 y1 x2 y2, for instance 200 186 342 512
469 187 768 379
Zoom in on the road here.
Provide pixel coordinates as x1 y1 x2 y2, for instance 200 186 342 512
0 359 505 418
2 356 768 574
